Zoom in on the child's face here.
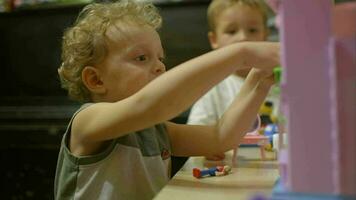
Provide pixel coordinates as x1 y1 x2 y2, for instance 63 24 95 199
97 25 166 102
209 4 267 49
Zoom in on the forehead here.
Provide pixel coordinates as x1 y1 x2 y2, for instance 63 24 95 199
216 4 264 27
105 22 162 52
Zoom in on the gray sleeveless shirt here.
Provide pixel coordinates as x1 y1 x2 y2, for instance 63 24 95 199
54 104 172 200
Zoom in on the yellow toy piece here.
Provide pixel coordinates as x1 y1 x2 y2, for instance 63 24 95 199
264 143 274 152
259 101 273 116
259 101 276 125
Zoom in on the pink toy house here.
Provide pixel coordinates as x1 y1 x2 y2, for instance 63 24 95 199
271 0 356 199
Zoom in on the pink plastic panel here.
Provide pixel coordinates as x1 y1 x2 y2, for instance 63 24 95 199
280 0 335 194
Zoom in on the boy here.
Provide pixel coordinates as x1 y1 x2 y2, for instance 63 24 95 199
187 0 280 160
54 0 280 199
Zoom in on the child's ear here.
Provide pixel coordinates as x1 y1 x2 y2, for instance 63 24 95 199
82 66 106 95
208 31 219 49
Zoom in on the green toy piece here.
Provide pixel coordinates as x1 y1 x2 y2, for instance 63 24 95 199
273 66 282 84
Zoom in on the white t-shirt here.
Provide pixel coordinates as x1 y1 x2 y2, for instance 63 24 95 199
188 74 280 125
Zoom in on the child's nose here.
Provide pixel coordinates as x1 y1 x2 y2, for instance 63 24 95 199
235 31 248 42
153 61 165 75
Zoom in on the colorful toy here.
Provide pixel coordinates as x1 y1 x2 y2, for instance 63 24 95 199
232 134 271 167
259 101 276 126
263 124 279 151
263 0 356 199
273 66 282 84
232 116 273 165
192 165 231 178
260 64 282 127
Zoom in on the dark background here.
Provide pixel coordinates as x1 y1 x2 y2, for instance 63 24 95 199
0 1 210 199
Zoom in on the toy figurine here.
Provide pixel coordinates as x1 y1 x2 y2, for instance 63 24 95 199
192 165 231 178
259 101 275 126
263 124 279 151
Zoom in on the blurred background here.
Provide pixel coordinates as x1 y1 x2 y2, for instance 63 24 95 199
0 0 352 199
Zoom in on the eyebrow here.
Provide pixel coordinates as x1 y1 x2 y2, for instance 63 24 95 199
247 22 261 26
124 43 165 58
223 22 238 30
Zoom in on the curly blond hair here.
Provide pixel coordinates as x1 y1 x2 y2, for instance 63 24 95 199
207 0 269 32
58 0 162 102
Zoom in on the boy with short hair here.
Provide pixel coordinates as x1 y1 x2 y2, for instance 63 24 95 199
187 0 279 160
54 0 280 199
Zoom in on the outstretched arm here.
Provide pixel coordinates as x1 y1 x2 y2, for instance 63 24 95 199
72 42 279 151
167 68 274 156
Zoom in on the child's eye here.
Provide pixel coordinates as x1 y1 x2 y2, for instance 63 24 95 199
249 28 259 34
159 57 165 62
135 55 147 61
226 30 236 35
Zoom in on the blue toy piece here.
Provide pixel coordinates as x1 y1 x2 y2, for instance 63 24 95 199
263 124 278 142
264 124 279 144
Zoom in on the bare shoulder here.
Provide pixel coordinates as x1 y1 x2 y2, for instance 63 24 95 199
69 100 150 155
69 103 111 156
71 103 109 136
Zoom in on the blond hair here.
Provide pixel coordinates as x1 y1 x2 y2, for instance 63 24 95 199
58 0 162 102
207 0 269 32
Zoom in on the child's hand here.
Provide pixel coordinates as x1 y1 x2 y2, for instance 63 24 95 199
251 68 276 88
259 73 275 88
252 68 273 79
243 42 280 71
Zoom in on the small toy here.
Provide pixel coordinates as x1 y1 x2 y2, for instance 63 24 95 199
235 135 270 163
192 165 231 178
273 66 282 84
259 101 276 126
233 116 269 166
263 124 279 151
